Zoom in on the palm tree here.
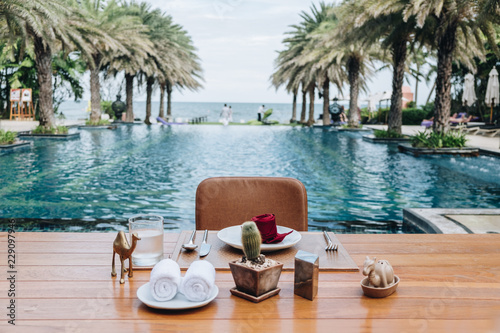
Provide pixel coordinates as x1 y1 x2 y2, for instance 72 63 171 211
104 0 155 123
316 41 376 127
271 2 344 126
271 48 302 123
71 0 149 123
404 0 499 133
405 48 431 106
298 9 347 126
156 22 202 121
1 0 94 129
144 8 202 124
271 20 309 124
334 0 419 133
110 1 201 124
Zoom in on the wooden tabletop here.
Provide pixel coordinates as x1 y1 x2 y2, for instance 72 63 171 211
1 232 499 332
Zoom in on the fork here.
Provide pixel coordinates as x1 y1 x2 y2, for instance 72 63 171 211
323 231 338 251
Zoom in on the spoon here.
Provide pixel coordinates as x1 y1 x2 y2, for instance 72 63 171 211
182 230 198 251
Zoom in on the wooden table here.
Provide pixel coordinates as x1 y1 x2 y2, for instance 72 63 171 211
1 233 499 332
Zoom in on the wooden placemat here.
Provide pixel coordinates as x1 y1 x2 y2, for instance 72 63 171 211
171 231 359 272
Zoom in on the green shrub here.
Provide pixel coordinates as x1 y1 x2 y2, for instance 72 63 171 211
0 130 17 144
341 124 363 129
401 108 432 125
246 120 263 125
421 102 435 115
405 101 416 108
32 125 68 134
373 129 405 138
375 107 434 125
85 119 110 126
410 130 467 148
101 100 115 119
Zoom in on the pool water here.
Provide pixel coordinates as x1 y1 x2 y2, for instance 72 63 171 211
1 125 499 233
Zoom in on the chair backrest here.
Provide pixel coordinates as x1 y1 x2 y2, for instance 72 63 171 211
195 177 308 231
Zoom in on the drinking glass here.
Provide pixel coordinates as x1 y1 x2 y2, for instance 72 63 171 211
129 215 164 266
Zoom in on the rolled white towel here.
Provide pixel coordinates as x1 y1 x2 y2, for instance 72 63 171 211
180 260 216 302
149 259 181 302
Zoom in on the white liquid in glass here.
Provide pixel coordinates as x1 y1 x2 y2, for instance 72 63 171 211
131 229 163 266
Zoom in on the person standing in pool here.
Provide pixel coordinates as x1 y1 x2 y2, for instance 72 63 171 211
220 104 230 126
257 105 265 122
228 106 233 123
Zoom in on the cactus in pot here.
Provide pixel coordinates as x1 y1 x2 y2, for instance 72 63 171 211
229 221 283 302
241 221 265 264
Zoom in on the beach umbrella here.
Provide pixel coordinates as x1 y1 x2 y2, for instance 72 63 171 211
485 67 499 123
379 91 392 109
462 73 477 107
380 91 392 101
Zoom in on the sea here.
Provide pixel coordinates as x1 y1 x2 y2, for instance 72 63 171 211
57 100 359 124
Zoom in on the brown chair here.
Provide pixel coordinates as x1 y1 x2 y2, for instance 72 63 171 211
195 177 308 231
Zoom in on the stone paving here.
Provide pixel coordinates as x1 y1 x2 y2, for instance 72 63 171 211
404 208 500 234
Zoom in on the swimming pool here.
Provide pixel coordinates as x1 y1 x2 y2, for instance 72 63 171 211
1 125 499 233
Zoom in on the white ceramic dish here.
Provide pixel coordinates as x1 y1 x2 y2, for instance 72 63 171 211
137 282 218 310
217 225 302 252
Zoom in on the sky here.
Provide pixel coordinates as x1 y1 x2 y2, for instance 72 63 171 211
88 0 435 105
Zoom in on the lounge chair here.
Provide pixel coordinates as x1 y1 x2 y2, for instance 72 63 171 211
421 120 433 128
462 126 481 134
476 126 500 137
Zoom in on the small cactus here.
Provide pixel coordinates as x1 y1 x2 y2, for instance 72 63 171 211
241 221 261 261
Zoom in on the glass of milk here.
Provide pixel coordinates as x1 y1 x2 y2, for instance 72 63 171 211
129 215 164 266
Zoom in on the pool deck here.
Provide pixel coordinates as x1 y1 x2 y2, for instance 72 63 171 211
404 209 500 234
0 119 84 132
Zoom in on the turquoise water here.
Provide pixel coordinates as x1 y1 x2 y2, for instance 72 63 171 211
1 125 499 233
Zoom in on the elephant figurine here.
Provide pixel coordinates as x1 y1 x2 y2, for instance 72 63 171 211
362 256 394 288
111 231 141 284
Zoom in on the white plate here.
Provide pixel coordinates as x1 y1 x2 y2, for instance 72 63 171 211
137 282 218 310
217 225 302 252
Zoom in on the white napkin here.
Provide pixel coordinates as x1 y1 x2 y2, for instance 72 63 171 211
180 260 216 302
149 259 181 302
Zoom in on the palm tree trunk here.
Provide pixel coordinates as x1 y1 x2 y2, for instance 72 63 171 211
426 80 436 105
388 39 407 135
89 54 102 123
347 56 360 127
159 83 165 119
291 87 297 123
433 19 457 134
33 36 55 128
125 73 135 123
166 81 173 118
144 76 153 125
415 74 419 106
300 86 307 124
322 77 330 126
307 84 315 126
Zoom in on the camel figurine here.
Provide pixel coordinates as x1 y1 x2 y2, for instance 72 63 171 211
111 231 141 284
363 256 394 288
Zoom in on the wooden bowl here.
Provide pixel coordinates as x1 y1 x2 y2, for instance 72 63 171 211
361 275 399 298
